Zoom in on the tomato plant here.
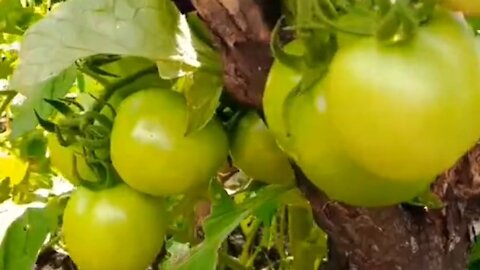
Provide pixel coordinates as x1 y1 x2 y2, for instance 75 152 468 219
230 111 294 185
63 183 166 270
2 1 480 270
110 88 229 196
326 10 480 182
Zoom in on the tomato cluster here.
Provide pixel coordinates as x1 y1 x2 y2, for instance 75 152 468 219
46 5 480 270
264 9 480 206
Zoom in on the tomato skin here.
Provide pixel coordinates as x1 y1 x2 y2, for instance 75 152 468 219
110 88 229 196
63 184 166 270
47 133 96 185
287 82 431 206
230 111 294 185
326 11 480 181
442 0 480 15
263 41 304 151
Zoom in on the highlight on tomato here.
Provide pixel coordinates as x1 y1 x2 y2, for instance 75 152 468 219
110 88 229 196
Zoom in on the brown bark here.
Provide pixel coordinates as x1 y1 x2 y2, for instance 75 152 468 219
182 0 480 269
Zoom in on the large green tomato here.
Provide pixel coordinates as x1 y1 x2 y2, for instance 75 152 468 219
47 133 96 185
287 82 431 206
263 43 430 206
326 10 480 181
63 184 166 270
110 88 229 196
230 111 294 185
442 0 480 15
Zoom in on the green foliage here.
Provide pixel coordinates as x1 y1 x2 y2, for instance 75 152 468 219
0 0 38 35
174 181 289 270
0 200 61 270
10 66 77 139
9 0 198 94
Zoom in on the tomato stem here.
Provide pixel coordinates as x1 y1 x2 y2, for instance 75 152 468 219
0 90 17 116
91 65 158 114
239 218 262 264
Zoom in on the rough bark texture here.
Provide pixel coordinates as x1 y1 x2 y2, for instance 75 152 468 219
174 0 480 269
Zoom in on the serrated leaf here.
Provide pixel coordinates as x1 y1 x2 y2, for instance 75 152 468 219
10 66 76 139
10 0 199 93
175 183 289 270
179 69 223 135
0 201 60 270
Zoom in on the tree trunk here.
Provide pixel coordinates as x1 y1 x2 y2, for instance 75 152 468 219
176 0 480 269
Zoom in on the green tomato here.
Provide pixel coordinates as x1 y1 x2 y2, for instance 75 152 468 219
230 111 294 185
287 82 431 206
263 41 432 206
110 88 229 196
63 183 166 270
263 40 304 151
326 10 480 181
47 133 96 185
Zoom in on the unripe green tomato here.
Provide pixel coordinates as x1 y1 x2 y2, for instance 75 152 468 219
263 40 304 151
263 42 432 206
326 10 480 181
230 111 294 185
63 183 166 270
110 88 229 196
287 82 432 206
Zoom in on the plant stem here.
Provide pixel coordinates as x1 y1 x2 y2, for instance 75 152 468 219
239 219 262 264
219 252 250 270
0 90 17 115
91 65 158 113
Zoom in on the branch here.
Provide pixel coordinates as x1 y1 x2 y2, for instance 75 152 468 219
191 0 275 109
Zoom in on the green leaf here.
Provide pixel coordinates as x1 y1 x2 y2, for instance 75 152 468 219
471 238 480 263
10 66 76 139
0 0 36 35
175 182 289 270
10 0 199 93
0 50 16 80
0 201 60 270
177 69 223 135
